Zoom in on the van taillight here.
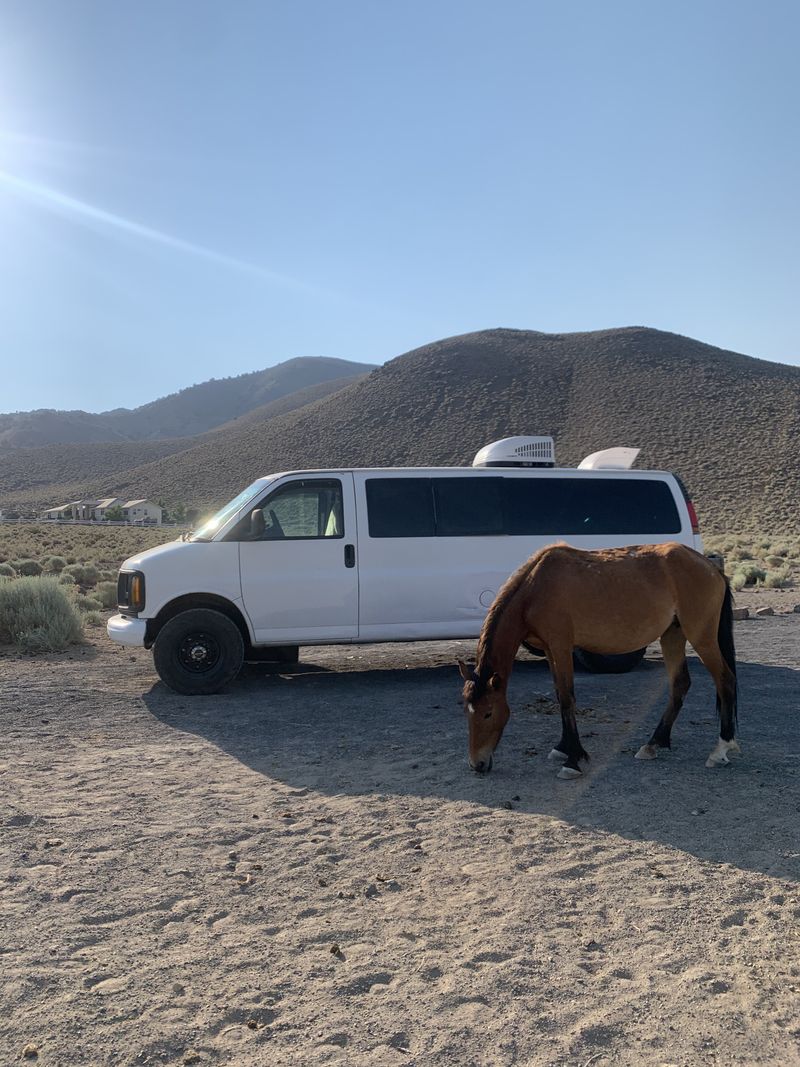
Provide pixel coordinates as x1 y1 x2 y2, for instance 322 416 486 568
686 500 700 535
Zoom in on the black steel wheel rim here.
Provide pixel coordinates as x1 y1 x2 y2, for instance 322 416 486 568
177 631 221 673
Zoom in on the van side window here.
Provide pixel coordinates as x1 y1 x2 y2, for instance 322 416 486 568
433 477 504 536
503 478 681 535
251 479 344 540
366 479 435 537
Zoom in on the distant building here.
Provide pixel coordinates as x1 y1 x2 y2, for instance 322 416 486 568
119 499 163 524
41 497 163 524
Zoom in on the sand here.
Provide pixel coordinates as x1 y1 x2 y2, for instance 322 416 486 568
1 614 799 1066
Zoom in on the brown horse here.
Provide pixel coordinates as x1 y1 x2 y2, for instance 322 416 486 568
458 542 738 779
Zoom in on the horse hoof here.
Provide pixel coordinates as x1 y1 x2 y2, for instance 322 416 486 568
706 737 738 768
635 744 658 761
548 748 568 763
705 755 730 768
557 766 582 780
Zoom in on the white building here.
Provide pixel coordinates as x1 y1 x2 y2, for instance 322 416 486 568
120 499 163 524
41 497 163 524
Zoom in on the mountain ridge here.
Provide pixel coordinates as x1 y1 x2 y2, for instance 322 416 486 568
0 356 377 448
2 327 798 534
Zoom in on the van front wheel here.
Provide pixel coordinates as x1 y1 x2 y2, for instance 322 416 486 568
153 608 244 695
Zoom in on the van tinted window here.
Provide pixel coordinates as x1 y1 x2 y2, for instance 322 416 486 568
366 478 435 537
503 478 681 535
434 477 504 536
366 475 682 538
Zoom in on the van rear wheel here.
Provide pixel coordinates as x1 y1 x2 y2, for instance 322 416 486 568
153 608 244 695
574 647 646 674
521 641 546 658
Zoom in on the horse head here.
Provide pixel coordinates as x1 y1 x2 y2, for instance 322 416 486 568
458 659 511 773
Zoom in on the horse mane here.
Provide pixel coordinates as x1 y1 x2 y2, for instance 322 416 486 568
474 543 560 687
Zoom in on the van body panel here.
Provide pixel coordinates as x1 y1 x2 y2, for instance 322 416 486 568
351 468 694 643
119 540 244 622
237 473 359 643
108 463 701 653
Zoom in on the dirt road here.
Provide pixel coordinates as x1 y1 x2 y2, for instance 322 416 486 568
1 618 799 1065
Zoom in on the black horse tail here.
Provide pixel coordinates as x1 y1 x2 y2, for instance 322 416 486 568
717 578 738 730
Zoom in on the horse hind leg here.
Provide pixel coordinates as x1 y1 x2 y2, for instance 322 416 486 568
636 621 690 761
687 640 739 767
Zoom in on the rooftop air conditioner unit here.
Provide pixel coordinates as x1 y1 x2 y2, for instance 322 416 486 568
472 436 556 468
577 447 640 470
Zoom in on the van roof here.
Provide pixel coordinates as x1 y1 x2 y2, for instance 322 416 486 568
266 466 674 479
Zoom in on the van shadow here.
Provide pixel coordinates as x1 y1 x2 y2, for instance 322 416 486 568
142 651 800 882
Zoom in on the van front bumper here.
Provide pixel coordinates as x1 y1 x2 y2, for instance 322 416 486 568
107 613 148 647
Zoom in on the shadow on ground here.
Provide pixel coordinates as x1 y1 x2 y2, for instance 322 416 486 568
142 636 800 882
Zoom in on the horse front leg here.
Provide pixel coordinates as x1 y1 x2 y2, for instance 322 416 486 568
545 647 590 779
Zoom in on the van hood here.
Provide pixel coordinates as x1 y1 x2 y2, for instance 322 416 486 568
120 538 190 570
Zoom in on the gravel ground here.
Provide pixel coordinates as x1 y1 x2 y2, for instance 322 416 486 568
1 616 799 1066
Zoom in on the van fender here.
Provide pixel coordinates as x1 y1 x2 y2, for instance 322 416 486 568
145 593 254 649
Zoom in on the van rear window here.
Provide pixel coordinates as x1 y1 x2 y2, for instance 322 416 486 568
365 476 682 537
504 478 681 535
366 478 435 538
433 477 504 536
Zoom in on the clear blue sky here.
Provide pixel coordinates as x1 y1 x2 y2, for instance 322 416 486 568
1 0 798 413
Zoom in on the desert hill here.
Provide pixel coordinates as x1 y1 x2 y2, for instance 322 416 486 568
0 356 376 448
3 328 799 533
0 375 365 507
94 327 800 534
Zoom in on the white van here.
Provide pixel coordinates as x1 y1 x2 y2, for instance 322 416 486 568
107 437 704 694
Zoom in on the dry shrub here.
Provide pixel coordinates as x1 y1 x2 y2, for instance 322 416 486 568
94 581 119 609
13 559 43 577
734 564 767 586
75 594 103 613
763 568 791 589
0 577 83 652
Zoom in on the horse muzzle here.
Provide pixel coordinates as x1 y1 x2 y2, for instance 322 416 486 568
470 755 494 774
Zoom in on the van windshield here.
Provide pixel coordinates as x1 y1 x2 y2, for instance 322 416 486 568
189 479 273 541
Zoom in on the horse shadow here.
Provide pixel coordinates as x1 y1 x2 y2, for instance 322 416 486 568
142 647 800 882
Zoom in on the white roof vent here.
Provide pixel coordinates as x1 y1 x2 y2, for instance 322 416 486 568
578 447 640 470
472 436 556 468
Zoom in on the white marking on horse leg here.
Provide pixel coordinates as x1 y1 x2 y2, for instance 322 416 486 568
705 737 738 768
557 765 583 780
635 744 658 760
548 748 568 763
728 739 742 755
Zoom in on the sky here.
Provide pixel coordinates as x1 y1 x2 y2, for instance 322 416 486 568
0 0 798 413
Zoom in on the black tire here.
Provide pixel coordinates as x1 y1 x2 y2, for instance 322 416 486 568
521 641 546 658
153 608 244 695
574 647 646 674
245 644 300 665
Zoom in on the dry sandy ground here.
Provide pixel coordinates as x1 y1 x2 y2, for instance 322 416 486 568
1 615 799 1067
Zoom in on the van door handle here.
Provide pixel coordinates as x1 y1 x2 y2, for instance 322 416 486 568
344 544 356 568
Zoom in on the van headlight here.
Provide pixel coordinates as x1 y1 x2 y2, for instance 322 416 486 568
117 570 146 614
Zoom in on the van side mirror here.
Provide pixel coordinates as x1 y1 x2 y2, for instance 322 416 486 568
250 508 266 538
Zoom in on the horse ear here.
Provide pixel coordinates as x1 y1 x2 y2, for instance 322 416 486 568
488 673 503 690
457 659 474 681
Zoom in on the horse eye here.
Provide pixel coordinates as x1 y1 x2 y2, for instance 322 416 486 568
483 712 492 720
